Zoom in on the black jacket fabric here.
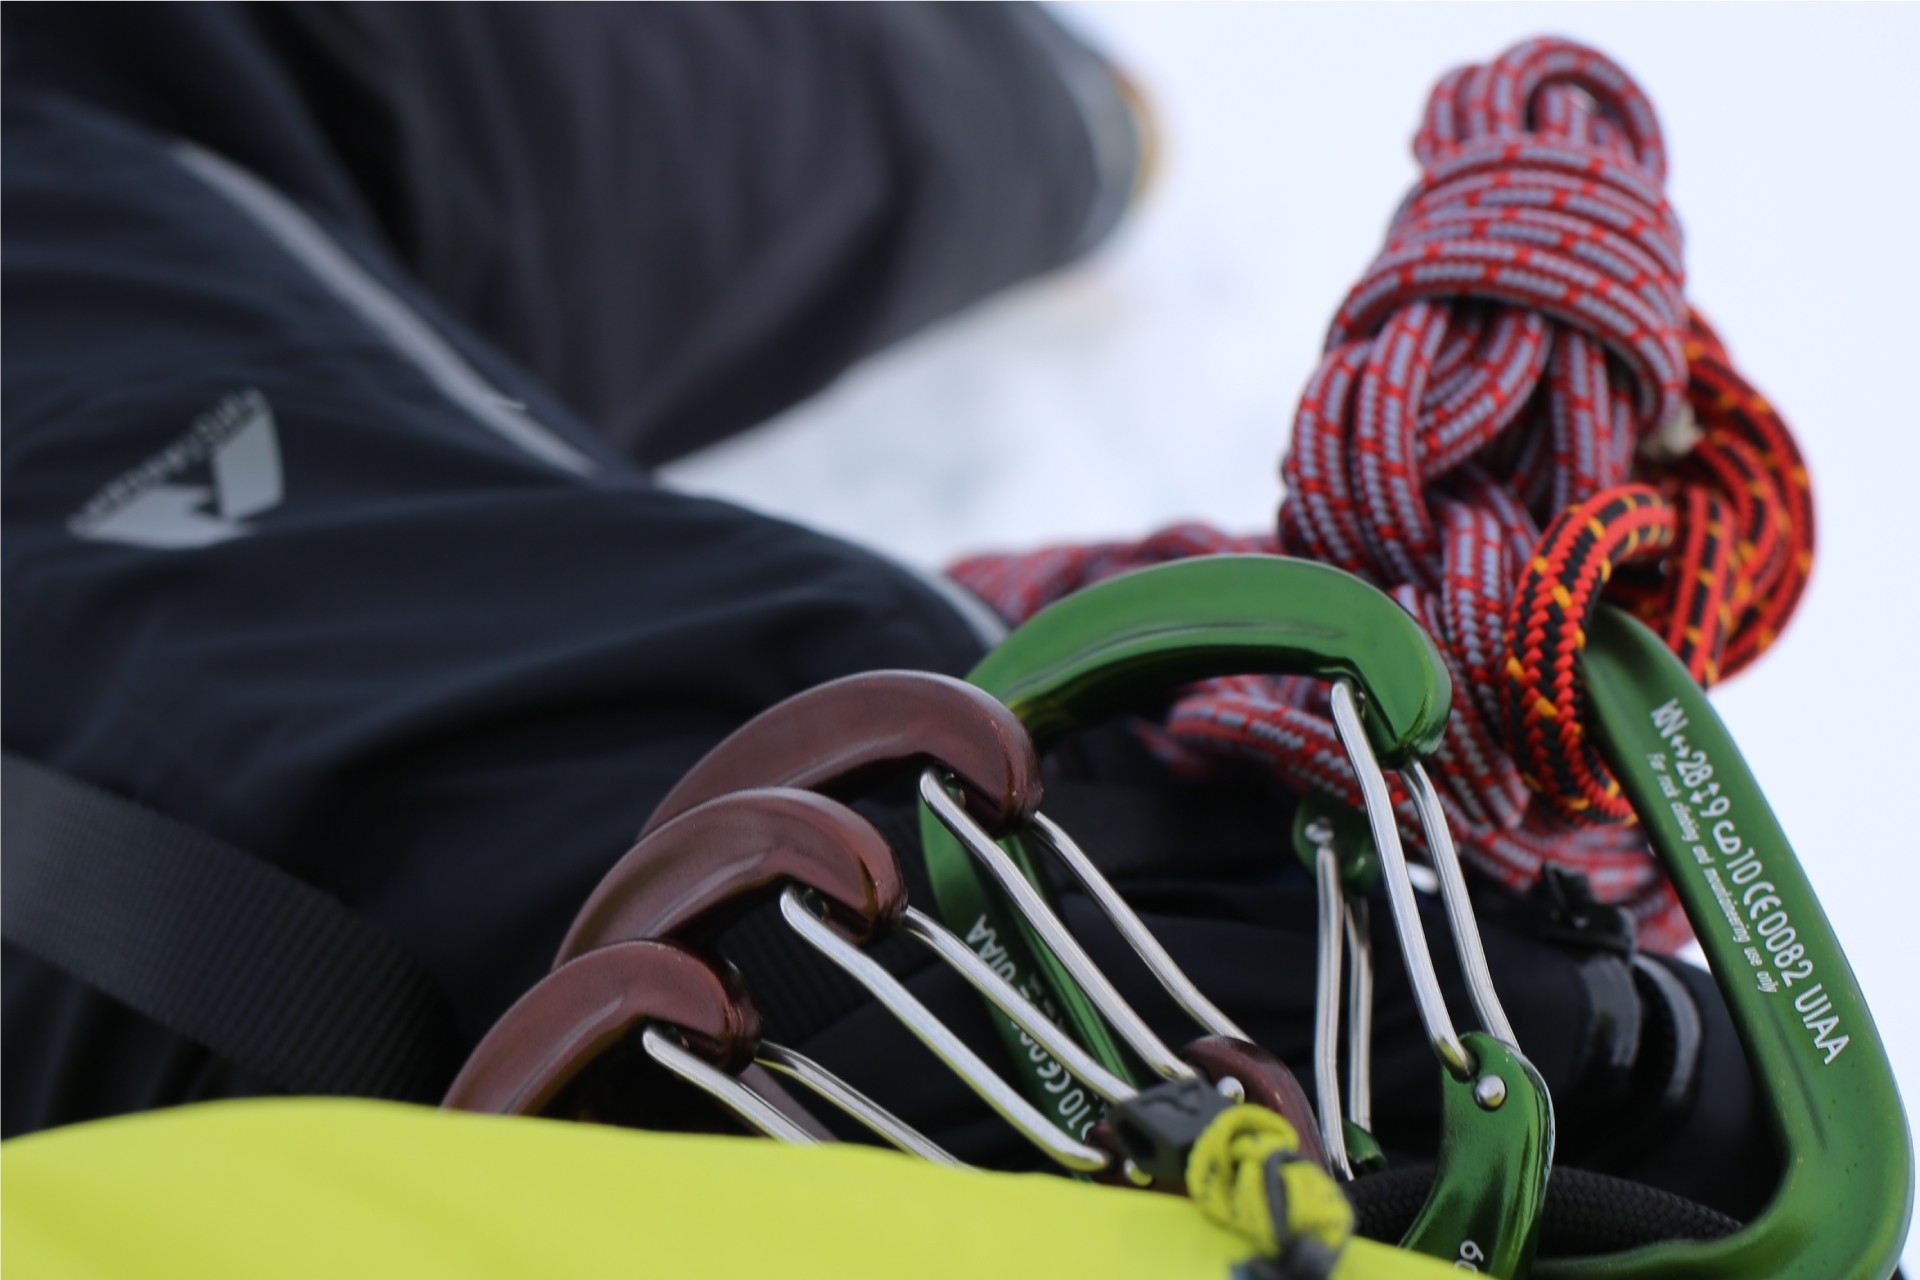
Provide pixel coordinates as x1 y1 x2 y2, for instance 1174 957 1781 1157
1 1 1777 1222
2 11 989 1126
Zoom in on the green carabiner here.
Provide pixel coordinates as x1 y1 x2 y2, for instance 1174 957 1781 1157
1537 605 1914 1280
918 556 1452 1119
1292 790 1552 1276
1405 1033 1554 1277
1294 788 1383 895
963 556 1451 763
918 556 1551 1275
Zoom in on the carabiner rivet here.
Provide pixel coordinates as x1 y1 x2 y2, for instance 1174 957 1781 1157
1123 1158 1155 1188
1473 1074 1508 1110
1214 1075 1245 1103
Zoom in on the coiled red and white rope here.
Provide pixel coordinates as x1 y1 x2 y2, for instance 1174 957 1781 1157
950 38 1814 953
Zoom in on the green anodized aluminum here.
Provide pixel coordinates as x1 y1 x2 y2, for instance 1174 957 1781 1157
917 556 1452 1136
1291 788 1382 895
1294 789 1548 1271
1537 605 1914 1280
962 556 1451 765
1343 1122 1388 1177
1402 1033 1553 1278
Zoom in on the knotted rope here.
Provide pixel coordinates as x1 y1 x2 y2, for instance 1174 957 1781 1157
950 38 1813 952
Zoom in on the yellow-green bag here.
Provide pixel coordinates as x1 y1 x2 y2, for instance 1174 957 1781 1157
3 1098 1454 1279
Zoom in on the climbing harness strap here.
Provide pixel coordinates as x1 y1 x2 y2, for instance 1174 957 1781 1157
0 751 460 1101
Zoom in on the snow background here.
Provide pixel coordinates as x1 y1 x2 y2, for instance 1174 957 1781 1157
663 4 1920 1260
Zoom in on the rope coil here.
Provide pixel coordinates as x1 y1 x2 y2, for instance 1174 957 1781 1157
950 37 1813 951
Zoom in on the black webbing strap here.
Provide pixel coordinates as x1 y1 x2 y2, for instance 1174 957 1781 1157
1 751 462 1100
1345 1163 1740 1255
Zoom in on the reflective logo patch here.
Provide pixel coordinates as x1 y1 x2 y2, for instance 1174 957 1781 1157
69 389 283 549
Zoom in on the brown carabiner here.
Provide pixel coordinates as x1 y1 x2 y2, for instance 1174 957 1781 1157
444 938 759 1117
1082 1039 1329 1192
1181 1035 1327 1169
557 787 908 964
641 670 1043 838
